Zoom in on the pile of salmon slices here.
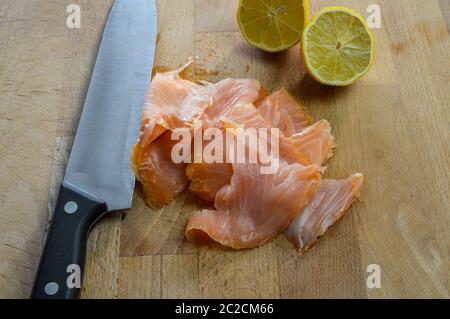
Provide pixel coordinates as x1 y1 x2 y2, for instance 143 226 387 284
131 60 363 252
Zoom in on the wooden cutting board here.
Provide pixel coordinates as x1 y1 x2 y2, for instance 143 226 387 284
0 0 449 298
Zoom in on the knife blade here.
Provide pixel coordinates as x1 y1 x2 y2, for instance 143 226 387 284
31 0 157 299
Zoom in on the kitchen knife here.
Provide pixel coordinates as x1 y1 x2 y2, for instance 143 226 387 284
31 0 157 299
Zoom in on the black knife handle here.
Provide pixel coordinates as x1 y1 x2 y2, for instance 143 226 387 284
31 183 107 299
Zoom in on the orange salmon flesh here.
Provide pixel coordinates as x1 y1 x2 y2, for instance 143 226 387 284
131 61 363 251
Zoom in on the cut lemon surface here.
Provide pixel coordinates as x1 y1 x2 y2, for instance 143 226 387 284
301 6 374 86
237 0 309 53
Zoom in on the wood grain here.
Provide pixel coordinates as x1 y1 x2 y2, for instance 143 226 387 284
199 243 280 298
81 212 121 299
0 0 448 298
118 255 161 299
161 254 199 298
120 191 199 256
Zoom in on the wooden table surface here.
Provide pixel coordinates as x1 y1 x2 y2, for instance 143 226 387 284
0 0 449 299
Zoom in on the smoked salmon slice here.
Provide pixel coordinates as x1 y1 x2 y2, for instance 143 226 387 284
130 61 364 251
284 174 363 251
132 63 262 207
201 78 261 128
131 62 211 207
257 88 312 136
140 60 210 142
185 83 265 201
187 103 310 201
187 162 233 202
186 103 263 202
186 162 321 249
288 120 336 166
134 131 189 208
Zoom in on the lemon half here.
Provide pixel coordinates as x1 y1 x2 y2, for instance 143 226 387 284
237 0 309 53
301 6 375 86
